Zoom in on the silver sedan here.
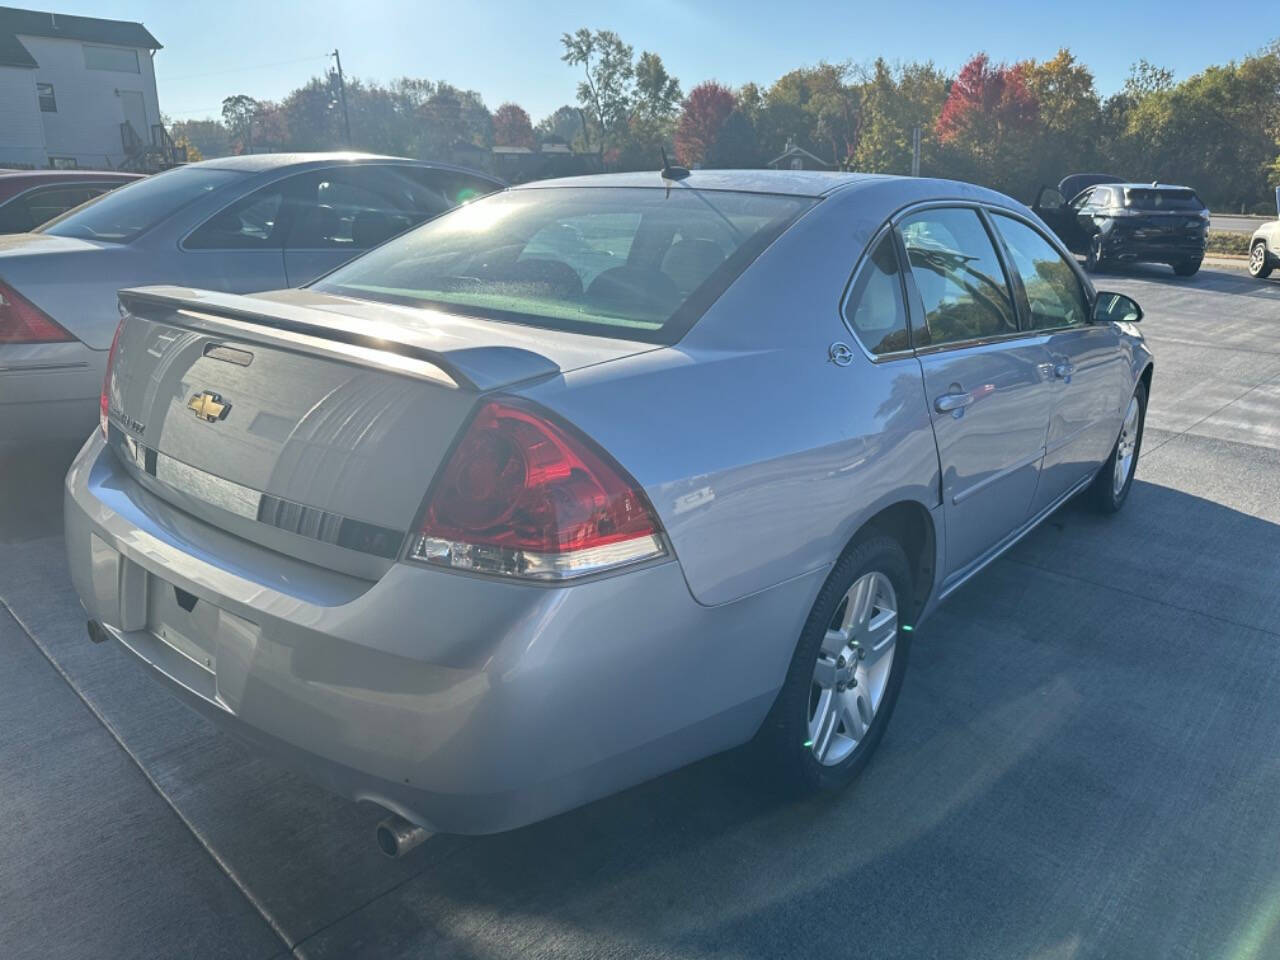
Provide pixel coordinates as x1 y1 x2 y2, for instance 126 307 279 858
65 170 1153 846
0 153 501 448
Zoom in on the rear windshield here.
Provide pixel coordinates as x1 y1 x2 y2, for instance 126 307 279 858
37 166 245 243
313 186 814 343
1124 188 1204 212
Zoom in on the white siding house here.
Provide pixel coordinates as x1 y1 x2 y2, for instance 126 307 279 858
0 6 165 170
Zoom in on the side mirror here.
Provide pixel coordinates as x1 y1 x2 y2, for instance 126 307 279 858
1034 186 1067 212
1093 291 1143 324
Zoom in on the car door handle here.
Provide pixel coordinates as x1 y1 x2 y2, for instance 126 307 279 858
1054 361 1075 379
935 392 974 414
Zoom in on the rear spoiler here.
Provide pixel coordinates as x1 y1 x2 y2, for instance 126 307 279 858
118 286 562 392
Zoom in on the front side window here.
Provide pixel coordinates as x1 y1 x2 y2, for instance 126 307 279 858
36 82 56 112
844 233 909 355
899 208 1017 348
314 187 814 344
992 214 1088 331
37 166 244 243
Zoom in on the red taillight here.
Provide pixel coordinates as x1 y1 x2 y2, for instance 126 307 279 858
411 399 665 580
100 318 124 438
0 280 74 344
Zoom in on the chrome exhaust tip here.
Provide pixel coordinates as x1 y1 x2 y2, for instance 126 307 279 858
375 814 430 859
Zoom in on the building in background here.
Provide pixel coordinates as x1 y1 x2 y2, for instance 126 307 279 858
0 5 181 171
767 138 833 172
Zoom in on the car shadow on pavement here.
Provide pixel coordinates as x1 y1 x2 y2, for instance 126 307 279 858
288 479 1280 960
3 478 1280 960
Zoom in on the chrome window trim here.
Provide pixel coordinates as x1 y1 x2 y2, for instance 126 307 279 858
986 208 1093 333
883 198 1096 356
892 201 1022 354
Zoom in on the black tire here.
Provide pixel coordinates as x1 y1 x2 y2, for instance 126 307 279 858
1084 235 1104 273
1250 240 1274 279
1090 379 1147 513
756 535 914 794
1172 258 1202 277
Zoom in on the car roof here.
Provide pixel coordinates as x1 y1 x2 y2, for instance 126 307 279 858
194 152 503 183
0 169 141 181
513 169 895 198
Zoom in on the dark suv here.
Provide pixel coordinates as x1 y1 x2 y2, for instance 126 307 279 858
1034 177 1209 276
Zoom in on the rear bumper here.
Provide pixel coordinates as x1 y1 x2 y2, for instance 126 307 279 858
1100 233 1205 263
0 341 103 448
64 433 821 834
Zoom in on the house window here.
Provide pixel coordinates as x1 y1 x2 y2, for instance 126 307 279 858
37 83 56 112
83 44 140 73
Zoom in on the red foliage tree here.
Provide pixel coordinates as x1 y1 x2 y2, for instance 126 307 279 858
675 81 736 167
493 102 536 149
936 53 1037 144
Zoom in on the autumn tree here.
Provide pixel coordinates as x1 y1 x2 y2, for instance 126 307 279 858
493 103 536 148
935 53 1039 195
675 81 737 166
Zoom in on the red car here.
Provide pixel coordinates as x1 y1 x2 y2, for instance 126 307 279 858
0 170 143 234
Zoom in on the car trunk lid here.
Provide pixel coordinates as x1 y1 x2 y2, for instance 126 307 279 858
108 285 658 577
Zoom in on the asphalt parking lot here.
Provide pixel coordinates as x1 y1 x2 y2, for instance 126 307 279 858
3 262 1279 960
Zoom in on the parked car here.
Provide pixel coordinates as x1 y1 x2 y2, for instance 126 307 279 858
0 170 142 234
67 171 1152 847
1033 177 1209 276
1247 187 1280 279
0 153 503 448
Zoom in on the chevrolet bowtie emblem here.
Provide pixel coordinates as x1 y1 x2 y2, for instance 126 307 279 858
187 391 231 423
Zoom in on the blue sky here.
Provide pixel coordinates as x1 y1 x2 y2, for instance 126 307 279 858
65 0 1273 123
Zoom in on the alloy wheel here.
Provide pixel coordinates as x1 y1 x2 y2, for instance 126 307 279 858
1251 242 1267 277
1113 395 1140 496
808 571 898 766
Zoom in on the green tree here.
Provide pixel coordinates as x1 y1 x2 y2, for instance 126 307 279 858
1019 50 1103 190
560 28 634 152
220 94 259 153
852 58 948 175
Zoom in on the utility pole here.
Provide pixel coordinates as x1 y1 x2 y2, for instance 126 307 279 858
911 126 921 177
330 48 352 146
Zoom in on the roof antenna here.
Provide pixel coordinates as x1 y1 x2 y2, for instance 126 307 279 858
660 147 690 182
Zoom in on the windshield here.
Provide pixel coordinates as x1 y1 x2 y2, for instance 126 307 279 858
1124 188 1205 212
313 186 814 343
37 166 245 243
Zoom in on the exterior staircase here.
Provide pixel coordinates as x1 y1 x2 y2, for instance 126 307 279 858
119 122 186 173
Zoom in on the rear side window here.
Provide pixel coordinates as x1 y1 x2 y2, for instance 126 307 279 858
899 208 1017 347
843 233 909 355
37 166 243 243
186 183 286 250
314 187 814 344
992 214 1088 330
286 166 500 252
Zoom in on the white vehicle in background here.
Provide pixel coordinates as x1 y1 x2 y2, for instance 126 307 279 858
1248 188 1280 279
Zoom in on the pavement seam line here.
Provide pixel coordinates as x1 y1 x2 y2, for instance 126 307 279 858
1141 365 1280 458
0 597 300 959
998 555 1280 642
